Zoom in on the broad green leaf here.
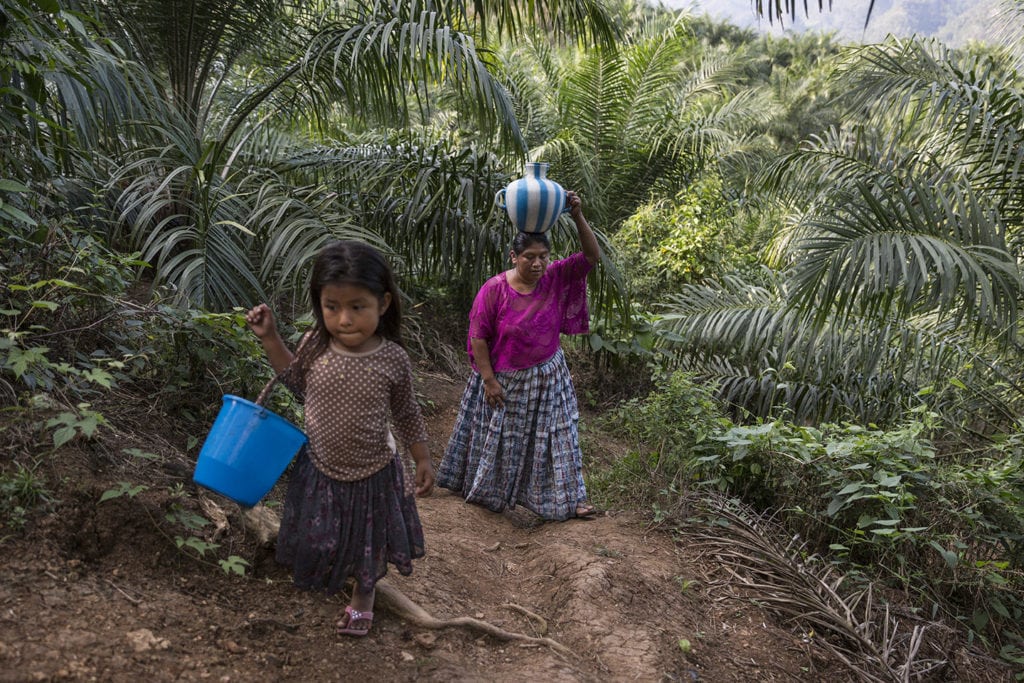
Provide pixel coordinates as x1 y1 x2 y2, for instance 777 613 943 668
985 572 1009 586
875 474 902 487
989 597 1010 618
0 204 36 226
52 425 76 448
100 482 148 502
836 482 865 495
83 368 115 388
123 448 160 460
929 541 959 569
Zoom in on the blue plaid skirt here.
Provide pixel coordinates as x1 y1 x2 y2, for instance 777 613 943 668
437 349 587 521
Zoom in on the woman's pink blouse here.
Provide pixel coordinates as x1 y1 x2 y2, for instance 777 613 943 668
467 252 592 372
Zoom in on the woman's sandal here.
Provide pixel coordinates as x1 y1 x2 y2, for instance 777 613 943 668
338 605 374 637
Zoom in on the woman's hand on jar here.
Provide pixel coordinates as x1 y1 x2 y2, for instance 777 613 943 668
567 190 583 220
483 376 505 409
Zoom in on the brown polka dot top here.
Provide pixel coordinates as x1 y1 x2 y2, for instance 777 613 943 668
279 336 428 482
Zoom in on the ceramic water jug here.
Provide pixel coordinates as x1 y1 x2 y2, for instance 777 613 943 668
495 162 569 234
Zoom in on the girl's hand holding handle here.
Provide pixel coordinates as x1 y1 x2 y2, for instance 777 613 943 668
246 304 293 374
246 303 277 339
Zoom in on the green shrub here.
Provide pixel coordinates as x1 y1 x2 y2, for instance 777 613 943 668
1 219 288 429
611 175 759 308
704 416 1023 658
589 370 732 509
0 462 53 537
595 371 1024 663
1 225 143 398
702 418 940 548
133 304 285 423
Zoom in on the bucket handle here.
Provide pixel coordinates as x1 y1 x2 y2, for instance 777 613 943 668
254 374 284 411
253 332 313 408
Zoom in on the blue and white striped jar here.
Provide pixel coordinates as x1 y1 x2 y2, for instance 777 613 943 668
495 162 568 234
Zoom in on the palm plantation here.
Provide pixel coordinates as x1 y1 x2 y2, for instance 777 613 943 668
3 0 1024 677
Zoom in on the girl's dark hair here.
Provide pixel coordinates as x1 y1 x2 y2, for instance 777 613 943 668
296 240 403 369
511 231 551 254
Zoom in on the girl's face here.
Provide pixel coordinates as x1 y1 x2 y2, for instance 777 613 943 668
319 283 391 353
510 243 551 286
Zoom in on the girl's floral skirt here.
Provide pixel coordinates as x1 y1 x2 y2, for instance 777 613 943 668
437 348 587 521
275 448 424 595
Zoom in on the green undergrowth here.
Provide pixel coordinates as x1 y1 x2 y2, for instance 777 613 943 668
0 223 286 563
0 459 54 540
6 221 1024 668
100 474 253 576
589 369 1024 670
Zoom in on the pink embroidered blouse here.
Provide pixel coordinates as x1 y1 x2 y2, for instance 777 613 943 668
467 252 593 372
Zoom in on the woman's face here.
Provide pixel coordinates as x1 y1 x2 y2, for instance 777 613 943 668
510 243 551 286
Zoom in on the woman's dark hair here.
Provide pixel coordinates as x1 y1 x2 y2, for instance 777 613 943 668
296 240 403 369
511 231 551 255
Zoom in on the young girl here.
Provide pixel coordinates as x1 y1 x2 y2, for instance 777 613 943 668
245 240 434 637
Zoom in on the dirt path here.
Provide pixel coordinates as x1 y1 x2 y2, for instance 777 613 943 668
0 486 844 682
0 374 922 681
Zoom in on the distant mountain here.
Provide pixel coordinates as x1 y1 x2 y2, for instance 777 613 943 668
658 0 1012 46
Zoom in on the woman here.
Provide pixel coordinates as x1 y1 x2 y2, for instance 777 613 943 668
437 191 600 521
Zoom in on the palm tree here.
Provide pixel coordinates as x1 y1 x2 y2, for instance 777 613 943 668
655 268 1018 426
751 0 877 28
769 40 1024 337
655 36 1024 428
1 0 146 226
487 7 778 326
94 0 619 308
498 7 772 230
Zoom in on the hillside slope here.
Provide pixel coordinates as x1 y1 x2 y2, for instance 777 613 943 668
0 371 1013 681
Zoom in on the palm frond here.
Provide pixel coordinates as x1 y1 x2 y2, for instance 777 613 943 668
694 495 947 682
276 131 629 324
995 0 1024 72
750 0 873 28
832 38 1024 190
489 38 563 148
302 6 526 155
0 0 151 181
241 173 381 298
785 178 1019 335
99 0 290 132
654 270 1023 425
278 135 503 291
427 0 618 48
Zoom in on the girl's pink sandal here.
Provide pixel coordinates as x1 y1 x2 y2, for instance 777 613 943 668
338 605 374 637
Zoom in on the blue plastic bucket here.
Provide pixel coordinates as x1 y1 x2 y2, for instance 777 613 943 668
193 394 307 507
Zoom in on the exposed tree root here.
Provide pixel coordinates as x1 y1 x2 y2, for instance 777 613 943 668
504 602 548 635
375 580 573 657
208 499 572 656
